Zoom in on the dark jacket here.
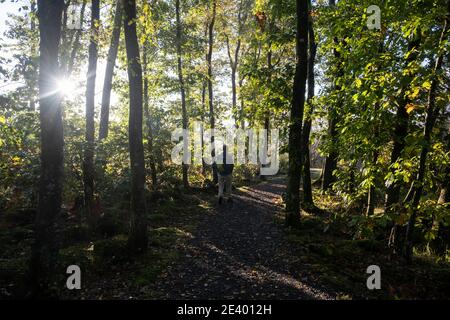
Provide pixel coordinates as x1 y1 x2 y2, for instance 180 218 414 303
213 146 234 176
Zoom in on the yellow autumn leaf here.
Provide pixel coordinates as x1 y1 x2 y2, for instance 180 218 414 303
406 103 417 114
12 156 21 164
409 87 420 99
422 81 432 90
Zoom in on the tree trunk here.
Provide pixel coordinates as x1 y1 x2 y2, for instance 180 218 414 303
260 46 272 180
67 0 87 76
175 0 189 188
99 0 122 141
143 45 158 189
366 150 379 216
225 35 240 126
302 4 316 207
83 0 99 225
239 77 245 129
29 1 37 111
366 42 386 216
321 116 338 191
437 124 450 255
286 0 308 226
321 0 339 192
438 126 450 205
403 4 449 262
123 0 148 253
29 0 65 297
201 80 207 175
385 34 422 211
60 1 70 69
207 0 218 184
386 33 423 252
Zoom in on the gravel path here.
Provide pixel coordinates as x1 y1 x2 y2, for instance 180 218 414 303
153 176 336 300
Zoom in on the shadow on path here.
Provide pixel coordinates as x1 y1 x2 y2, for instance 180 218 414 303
152 176 336 299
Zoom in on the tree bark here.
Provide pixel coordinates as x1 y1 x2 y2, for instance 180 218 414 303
385 31 423 252
366 41 386 216
29 0 65 297
321 0 339 192
123 0 148 253
142 44 158 189
201 80 207 175
286 0 308 226
207 0 218 184
321 115 338 191
67 0 87 77
225 35 241 126
83 0 99 225
403 3 449 262
437 123 450 255
99 0 122 141
302 4 317 207
385 33 422 212
438 124 450 205
29 0 37 111
175 0 189 188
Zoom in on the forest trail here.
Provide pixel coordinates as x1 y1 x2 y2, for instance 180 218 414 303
152 176 336 299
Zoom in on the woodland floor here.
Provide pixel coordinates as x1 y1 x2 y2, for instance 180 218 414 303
1 175 449 299
150 176 335 299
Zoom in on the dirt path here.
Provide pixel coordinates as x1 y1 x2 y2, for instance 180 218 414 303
152 176 336 299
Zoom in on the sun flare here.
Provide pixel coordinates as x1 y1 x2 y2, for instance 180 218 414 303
56 78 76 96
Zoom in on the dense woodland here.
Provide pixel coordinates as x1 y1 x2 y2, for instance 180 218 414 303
0 0 449 299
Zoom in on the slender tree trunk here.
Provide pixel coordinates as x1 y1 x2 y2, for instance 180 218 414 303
386 33 423 251
366 150 379 216
366 42 386 216
437 123 450 255
385 34 422 211
60 1 70 68
321 116 338 191
286 0 308 226
239 78 245 129
142 45 158 190
83 0 99 225
302 5 316 207
403 4 449 262
175 0 189 188
225 36 240 126
123 0 148 253
231 66 237 122
321 0 339 192
207 0 218 184
67 0 87 76
200 23 208 175
29 1 37 111
260 46 272 180
99 0 122 141
29 0 65 297
201 80 207 175
366 117 382 216
438 125 450 205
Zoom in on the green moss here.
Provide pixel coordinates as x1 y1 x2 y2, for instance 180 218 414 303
93 235 129 266
132 250 180 287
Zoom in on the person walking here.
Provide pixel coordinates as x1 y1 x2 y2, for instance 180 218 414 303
214 144 234 204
